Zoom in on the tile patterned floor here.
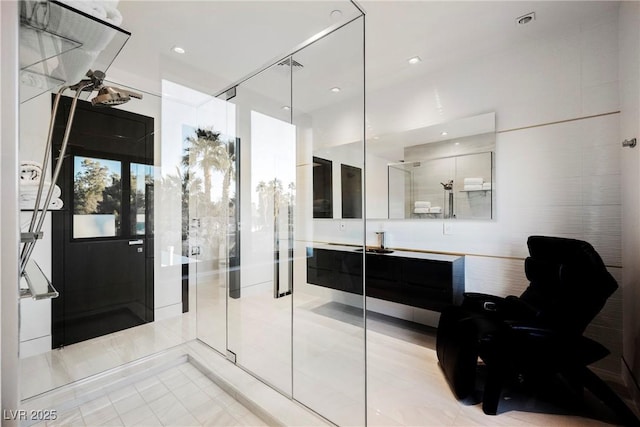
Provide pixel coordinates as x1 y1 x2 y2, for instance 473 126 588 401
26 362 267 427
20 274 638 426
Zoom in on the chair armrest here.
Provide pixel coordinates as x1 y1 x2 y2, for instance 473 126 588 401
462 293 538 319
462 293 506 312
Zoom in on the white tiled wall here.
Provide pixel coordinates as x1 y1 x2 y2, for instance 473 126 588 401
311 6 624 376
618 1 640 397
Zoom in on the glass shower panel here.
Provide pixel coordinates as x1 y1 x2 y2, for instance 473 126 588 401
224 60 294 395
161 80 234 355
292 16 366 426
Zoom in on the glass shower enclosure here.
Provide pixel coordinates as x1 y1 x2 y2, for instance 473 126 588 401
188 9 366 426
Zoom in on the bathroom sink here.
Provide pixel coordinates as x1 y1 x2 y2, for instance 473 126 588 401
354 248 394 254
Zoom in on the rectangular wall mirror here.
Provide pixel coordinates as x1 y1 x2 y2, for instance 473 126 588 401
312 111 495 220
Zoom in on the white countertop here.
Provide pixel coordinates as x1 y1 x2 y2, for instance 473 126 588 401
310 244 464 262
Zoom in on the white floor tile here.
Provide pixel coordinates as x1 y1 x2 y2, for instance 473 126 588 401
21 286 636 427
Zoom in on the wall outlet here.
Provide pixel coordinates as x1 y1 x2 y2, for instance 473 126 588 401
443 222 453 235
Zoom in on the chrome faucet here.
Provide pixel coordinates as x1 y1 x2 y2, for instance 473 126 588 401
375 231 386 249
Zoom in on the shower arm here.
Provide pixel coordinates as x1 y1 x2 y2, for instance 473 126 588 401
19 81 92 275
23 85 69 235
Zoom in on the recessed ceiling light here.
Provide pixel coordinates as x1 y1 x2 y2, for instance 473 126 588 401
373 136 380 140
172 46 185 54
408 56 422 65
282 106 290 111
516 12 535 25
441 131 448 136
455 142 460 146
330 9 343 20
330 87 341 93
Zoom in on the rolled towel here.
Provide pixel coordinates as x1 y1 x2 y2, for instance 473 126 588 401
482 182 492 190
19 197 63 210
20 161 42 185
103 5 123 26
464 184 483 191
50 198 64 210
58 1 108 21
464 177 484 185
20 183 61 200
414 208 430 214
429 206 442 213
414 201 431 208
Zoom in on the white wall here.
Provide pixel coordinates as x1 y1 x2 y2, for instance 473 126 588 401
1 0 21 423
313 5 624 377
619 0 640 401
18 93 53 357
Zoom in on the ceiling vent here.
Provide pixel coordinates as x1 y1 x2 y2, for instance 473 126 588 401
277 59 304 68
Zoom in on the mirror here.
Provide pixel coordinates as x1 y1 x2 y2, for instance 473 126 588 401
312 112 495 220
388 151 493 219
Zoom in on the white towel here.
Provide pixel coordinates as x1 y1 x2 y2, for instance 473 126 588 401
414 208 430 214
464 177 484 185
20 161 43 185
58 1 108 21
482 182 492 190
429 206 442 213
464 184 483 191
20 183 61 200
414 201 431 208
58 0 123 26
19 197 63 211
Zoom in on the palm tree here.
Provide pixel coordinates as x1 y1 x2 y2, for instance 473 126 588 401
183 128 236 259
184 128 223 202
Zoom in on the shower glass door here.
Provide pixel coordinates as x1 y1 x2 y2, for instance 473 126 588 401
222 60 294 396
291 17 366 426
220 12 366 425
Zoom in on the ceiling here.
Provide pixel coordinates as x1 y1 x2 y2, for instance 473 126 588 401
111 0 619 102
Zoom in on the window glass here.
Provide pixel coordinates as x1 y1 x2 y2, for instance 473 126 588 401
131 162 152 235
73 156 122 238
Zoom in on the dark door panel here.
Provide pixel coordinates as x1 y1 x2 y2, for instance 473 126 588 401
52 95 154 347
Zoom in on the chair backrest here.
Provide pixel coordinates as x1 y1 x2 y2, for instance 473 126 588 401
520 235 618 334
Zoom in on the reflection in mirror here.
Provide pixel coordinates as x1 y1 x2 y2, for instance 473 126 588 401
312 156 332 218
388 151 493 219
312 112 495 220
341 164 362 219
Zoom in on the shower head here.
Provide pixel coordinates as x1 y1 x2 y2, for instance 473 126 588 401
69 70 106 92
91 85 143 106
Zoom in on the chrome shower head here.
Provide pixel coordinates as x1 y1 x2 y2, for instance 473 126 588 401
69 70 106 92
91 85 143 106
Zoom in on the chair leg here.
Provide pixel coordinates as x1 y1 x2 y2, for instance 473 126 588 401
580 366 640 427
482 363 504 415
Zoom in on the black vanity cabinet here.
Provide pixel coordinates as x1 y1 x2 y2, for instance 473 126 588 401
306 246 464 312
306 247 363 294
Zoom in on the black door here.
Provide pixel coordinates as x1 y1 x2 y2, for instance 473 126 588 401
52 95 154 347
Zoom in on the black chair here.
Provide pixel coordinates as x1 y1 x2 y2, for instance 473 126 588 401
436 235 639 425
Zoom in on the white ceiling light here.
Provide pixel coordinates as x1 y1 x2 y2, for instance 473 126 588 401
330 9 343 21
172 46 186 54
441 131 448 136
330 87 341 93
282 106 290 111
408 56 422 65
